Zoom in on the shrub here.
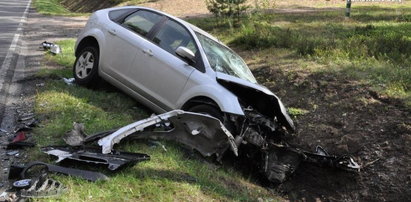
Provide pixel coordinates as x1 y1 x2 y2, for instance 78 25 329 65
205 0 248 18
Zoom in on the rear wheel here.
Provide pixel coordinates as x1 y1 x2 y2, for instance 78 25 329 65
73 46 100 86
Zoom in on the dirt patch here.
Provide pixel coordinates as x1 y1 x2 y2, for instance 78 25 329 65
250 59 411 201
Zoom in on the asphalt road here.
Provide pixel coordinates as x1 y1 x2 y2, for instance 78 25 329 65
0 0 30 125
0 0 30 66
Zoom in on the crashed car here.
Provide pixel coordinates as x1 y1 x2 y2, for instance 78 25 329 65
74 6 359 183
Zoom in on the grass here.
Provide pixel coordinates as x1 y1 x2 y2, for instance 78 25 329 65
33 0 87 16
189 3 411 107
33 0 152 16
31 39 280 201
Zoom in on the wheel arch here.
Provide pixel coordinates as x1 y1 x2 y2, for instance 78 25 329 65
75 36 100 57
181 96 220 111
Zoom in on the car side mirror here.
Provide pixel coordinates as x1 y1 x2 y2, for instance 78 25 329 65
176 46 196 65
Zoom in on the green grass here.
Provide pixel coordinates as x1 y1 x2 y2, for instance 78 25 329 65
34 0 87 16
45 39 77 68
189 3 411 107
31 39 280 201
33 0 152 16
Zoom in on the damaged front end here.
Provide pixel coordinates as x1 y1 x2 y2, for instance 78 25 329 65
68 82 359 184
217 76 360 183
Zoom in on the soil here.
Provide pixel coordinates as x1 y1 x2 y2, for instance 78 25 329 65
250 64 411 201
7 0 409 201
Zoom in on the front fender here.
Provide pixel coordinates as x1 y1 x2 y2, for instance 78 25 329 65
177 83 244 116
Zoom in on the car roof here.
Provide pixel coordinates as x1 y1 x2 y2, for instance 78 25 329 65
107 6 221 43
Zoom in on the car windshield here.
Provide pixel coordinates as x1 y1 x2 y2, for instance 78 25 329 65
196 32 257 84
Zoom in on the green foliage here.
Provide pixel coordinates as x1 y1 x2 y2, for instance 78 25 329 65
288 107 309 118
190 5 411 105
33 0 82 16
206 0 248 17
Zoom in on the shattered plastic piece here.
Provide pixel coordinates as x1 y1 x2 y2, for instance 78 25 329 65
63 122 87 146
22 161 108 182
7 150 19 156
20 175 66 198
96 110 238 158
63 78 75 86
13 179 32 188
41 41 61 54
50 45 61 54
12 132 26 143
0 128 8 133
41 146 150 171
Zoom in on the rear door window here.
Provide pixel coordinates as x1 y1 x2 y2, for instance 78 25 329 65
121 10 163 36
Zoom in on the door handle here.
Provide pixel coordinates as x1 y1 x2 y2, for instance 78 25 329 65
142 49 153 57
108 28 117 36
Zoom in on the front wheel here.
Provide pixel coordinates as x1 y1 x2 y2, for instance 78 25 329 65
73 46 100 86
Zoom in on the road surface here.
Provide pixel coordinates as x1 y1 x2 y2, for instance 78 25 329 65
0 0 31 124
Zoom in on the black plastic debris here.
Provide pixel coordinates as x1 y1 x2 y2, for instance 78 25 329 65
42 146 150 171
19 174 66 198
22 161 108 182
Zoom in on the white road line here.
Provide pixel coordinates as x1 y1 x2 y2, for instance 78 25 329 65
0 0 31 77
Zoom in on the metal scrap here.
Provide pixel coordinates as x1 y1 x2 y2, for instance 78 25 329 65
41 146 150 171
96 110 238 158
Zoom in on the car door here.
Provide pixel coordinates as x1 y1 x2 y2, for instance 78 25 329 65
127 19 199 110
102 10 164 88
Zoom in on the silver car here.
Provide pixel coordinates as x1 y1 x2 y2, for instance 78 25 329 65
74 6 294 130
73 7 357 184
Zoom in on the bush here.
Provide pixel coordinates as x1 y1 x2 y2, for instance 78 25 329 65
206 0 248 17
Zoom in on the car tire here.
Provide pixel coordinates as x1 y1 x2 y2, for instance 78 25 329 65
73 46 100 86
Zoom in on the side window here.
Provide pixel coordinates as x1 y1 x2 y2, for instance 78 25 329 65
153 20 198 57
121 10 163 36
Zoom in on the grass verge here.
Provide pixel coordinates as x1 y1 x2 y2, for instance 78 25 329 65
31 39 280 201
34 0 152 16
33 0 87 16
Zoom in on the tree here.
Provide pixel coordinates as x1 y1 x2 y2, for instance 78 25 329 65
205 0 248 18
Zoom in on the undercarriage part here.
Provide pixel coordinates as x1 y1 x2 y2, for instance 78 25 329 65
301 146 361 172
263 147 301 184
96 110 238 158
21 161 108 182
41 146 150 171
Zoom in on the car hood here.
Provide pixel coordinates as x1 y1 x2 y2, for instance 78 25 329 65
216 72 295 132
